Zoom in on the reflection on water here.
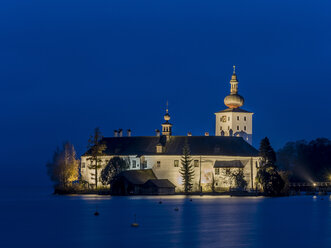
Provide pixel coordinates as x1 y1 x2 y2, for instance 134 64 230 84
1 187 331 248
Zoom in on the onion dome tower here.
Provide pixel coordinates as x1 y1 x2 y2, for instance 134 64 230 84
214 66 254 145
161 101 172 136
224 66 245 109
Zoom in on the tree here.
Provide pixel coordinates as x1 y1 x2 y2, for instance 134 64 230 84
101 157 129 186
257 137 285 196
46 142 79 188
277 138 331 182
259 137 276 165
179 143 195 193
87 127 106 189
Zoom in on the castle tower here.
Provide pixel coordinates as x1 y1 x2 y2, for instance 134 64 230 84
161 102 173 136
215 66 253 145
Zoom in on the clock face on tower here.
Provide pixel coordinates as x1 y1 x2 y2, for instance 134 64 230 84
221 116 227 122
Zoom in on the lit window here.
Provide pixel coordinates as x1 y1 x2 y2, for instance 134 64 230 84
132 160 136 168
194 160 199 167
237 126 239 130
81 162 85 168
157 161 161 167
237 116 239 121
174 160 179 167
244 116 247 121
215 168 220 175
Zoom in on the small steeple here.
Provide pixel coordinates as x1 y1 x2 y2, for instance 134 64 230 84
162 101 172 136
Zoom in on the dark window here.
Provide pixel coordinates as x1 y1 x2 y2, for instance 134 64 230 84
143 161 147 168
194 160 199 167
237 116 239 121
244 126 247 131
215 168 220 175
228 117 230 121
132 160 136 168
244 116 247 121
174 160 179 167
237 126 239 130
157 161 161 167
81 162 85 168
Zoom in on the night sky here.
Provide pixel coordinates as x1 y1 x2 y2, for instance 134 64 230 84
1 0 330 186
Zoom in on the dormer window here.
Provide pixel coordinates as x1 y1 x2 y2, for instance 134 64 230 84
156 144 163 153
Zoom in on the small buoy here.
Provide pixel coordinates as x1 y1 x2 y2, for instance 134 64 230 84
131 222 139 227
321 198 324 200
131 214 139 227
190 199 192 202
174 207 179 211
94 211 99 216
159 201 162 204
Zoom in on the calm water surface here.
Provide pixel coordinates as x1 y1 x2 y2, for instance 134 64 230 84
1 187 331 248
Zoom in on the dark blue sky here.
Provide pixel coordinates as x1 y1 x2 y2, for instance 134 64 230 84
1 0 330 186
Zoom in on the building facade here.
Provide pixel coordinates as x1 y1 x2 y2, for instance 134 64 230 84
81 67 260 192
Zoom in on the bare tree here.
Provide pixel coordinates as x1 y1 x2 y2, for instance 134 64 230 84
47 142 79 188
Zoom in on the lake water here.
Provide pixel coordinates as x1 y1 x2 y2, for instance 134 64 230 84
1 187 331 248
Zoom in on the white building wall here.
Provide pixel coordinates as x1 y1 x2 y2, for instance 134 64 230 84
81 154 260 192
215 112 253 144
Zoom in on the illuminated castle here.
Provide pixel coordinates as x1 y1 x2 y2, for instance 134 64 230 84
81 67 260 193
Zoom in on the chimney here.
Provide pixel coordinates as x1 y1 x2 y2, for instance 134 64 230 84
155 129 160 137
187 132 192 136
205 132 209 136
118 129 123 137
114 130 118 137
127 129 131 137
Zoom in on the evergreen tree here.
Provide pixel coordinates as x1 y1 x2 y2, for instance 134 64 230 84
257 137 285 196
87 127 106 189
46 142 79 188
179 143 195 193
259 137 276 165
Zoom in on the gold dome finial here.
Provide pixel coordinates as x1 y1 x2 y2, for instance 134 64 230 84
233 65 236 74
164 101 170 121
